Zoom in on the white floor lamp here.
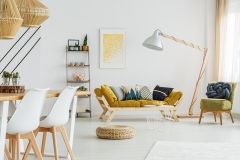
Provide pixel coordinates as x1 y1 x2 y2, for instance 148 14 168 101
143 29 210 118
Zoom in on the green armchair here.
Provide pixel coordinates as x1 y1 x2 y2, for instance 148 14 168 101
199 82 237 125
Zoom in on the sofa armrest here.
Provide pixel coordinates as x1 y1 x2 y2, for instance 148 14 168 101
164 91 183 106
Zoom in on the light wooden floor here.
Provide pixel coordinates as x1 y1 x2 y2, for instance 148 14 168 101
4 114 240 160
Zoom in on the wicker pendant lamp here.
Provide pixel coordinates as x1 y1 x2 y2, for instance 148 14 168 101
16 0 50 28
0 0 23 39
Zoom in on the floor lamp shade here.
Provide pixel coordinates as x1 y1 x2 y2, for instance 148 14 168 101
16 0 50 28
142 30 163 51
0 0 23 40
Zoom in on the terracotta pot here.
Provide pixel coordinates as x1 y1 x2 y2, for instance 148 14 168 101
82 46 88 51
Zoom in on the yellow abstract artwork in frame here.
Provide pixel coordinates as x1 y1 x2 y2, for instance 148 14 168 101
100 29 125 68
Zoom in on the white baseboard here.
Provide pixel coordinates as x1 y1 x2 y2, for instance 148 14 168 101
232 113 240 119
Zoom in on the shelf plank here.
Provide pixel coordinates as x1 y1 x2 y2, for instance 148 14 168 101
67 65 90 67
67 50 89 52
67 80 90 83
78 95 91 98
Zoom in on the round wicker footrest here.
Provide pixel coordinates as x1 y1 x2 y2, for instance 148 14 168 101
96 125 135 140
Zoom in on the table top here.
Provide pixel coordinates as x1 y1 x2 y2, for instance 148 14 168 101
0 90 91 101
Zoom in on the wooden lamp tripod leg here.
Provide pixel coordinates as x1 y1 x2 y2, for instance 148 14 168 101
178 48 210 118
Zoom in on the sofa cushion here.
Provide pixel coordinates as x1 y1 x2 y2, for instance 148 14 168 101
101 85 118 106
164 91 183 105
111 100 141 107
121 86 142 100
94 88 103 97
137 85 154 100
110 86 124 100
200 98 232 110
138 100 165 107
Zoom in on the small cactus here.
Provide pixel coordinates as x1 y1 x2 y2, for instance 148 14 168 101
12 72 20 78
83 34 87 46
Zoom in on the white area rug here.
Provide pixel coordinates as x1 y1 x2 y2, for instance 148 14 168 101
145 141 240 160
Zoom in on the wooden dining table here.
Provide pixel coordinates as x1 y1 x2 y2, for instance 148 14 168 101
0 90 91 159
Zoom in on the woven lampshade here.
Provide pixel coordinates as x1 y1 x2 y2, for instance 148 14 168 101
16 0 50 28
0 0 23 39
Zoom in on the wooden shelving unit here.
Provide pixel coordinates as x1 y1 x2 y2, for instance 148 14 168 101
66 46 91 117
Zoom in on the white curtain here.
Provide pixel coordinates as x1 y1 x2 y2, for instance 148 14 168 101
223 0 240 82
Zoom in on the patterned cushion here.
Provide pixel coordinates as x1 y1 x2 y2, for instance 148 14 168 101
137 85 154 100
206 82 232 99
121 86 142 100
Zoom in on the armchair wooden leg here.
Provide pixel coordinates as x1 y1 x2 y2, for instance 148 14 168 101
229 111 234 123
214 112 217 122
199 110 203 124
219 111 223 125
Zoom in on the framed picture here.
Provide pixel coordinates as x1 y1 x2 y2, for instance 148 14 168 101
68 39 80 51
100 29 125 68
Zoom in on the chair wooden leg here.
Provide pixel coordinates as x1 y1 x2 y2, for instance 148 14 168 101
16 134 20 160
219 111 223 125
50 127 59 160
28 132 43 160
214 112 217 122
5 145 12 160
12 139 16 160
22 127 40 160
9 140 11 154
199 110 203 124
41 132 47 156
58 125 75 160
229 111 234 123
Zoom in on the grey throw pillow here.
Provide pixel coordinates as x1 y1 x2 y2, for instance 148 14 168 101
110 86 124 100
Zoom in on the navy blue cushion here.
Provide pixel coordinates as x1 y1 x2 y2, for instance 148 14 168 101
153 85 173 100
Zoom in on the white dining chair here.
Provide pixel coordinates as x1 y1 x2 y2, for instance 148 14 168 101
23 86 78 160
4 88 49 160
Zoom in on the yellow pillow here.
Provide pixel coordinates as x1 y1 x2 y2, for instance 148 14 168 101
101 85 117 106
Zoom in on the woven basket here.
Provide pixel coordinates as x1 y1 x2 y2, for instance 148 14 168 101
16 0 50 28
0 0 23 39
0 86 25 93
96 125 135 140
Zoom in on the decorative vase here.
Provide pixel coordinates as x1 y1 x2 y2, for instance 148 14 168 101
82 46 88 51
2 77 10 86
12 78 20 86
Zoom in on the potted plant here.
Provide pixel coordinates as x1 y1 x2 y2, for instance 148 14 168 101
82 34 88 51
12 72 20 86
75 43 80 51
77 86 88 91
2 71 12 86
69 45 75 51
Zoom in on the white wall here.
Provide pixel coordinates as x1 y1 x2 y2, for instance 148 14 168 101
1 0 220 116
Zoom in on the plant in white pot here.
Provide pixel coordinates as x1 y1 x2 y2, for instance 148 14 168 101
2 71 12 86
12 72 20 86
